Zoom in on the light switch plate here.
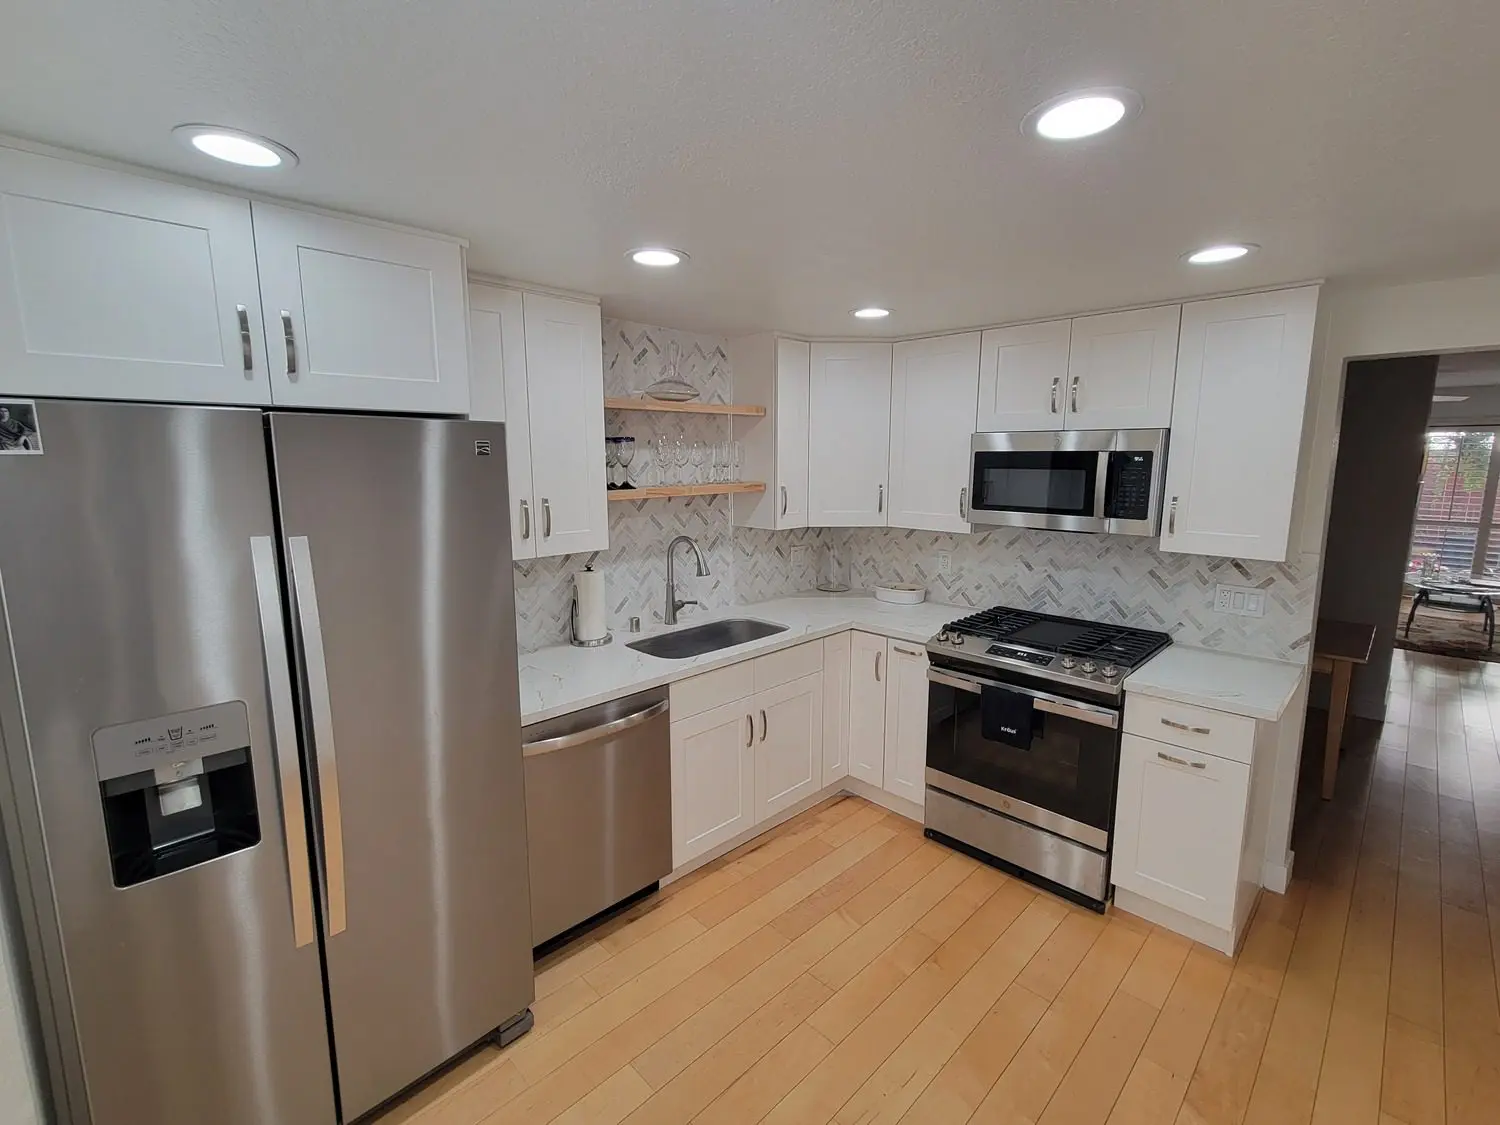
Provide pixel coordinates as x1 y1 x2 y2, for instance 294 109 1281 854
937 552 953 576
1214 583 1266 618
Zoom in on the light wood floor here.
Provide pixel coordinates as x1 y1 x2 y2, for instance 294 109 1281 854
376 649 1500 1125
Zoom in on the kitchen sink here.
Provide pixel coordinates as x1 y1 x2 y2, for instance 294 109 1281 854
627 618 789 660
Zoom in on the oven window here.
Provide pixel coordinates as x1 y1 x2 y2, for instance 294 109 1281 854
972 451 1096 516
927 681 1118 835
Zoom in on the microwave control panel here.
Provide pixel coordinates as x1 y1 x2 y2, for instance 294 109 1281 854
1104 452 1154 520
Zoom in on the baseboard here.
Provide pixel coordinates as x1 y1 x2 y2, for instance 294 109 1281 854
662 780 850 885
1261 849 1293 894
837 777 924 825
1112 887 1245 956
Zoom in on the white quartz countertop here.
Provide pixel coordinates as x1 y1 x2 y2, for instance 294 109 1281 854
1123 644 1307 722
518 594 962 724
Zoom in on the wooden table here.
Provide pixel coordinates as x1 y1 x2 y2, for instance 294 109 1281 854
1311 618 1376 800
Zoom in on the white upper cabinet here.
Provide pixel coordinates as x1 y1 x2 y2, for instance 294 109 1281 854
731 334 810 530
467 283 535 559
252 203 470 414
522 293 608 557
1160 286 1319 562
0 145 270 404
1063 305 1180 430
808 342 893 526
976 320 1072 431
888 333 980 533
881 641 930 806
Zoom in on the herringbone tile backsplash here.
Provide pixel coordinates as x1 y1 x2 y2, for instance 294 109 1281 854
512 319 1317 663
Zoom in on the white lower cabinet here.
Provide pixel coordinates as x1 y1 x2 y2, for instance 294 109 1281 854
847 632 889 785
821 633 851 783
670 699 757 868
755 674 824 821
882 642 930 804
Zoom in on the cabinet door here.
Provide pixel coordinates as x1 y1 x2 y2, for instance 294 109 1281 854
807 343 892 526
882 642 930 805
467 284 536 560
976 320 1071 432
889 334 981 533
1113 734 1250 928
523 293 609 557
776 337 812 528
252 203 470 414
847 632 889 785
1160 287 1318 562
671 701 756 868
0 145 269 404
755 673 824 821
1064 305 1180 430
821 633 851 784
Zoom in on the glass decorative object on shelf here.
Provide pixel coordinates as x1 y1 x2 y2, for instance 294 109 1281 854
817 541 851 593
730 440 743 482
644 340 701 402
617 436 636 489
689 440 706 484
604 436 622 490
653 434 671 486
672 438 689 485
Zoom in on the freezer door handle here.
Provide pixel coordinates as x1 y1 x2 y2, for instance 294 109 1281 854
250 537 318 949
288 536 348 937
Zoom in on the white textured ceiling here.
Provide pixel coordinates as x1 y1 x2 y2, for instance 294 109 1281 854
5 0 1500 337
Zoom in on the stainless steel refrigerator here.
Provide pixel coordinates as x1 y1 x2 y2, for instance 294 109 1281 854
0 400 535 1125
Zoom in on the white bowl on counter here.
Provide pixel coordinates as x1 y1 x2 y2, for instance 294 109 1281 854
872 583 926 605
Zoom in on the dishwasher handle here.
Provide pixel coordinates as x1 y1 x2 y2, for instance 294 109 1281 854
522 698 670 757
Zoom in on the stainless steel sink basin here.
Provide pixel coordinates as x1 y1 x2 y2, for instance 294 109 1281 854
627 618 788 660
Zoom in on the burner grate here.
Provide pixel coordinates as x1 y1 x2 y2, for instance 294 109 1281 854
943 607 1171 668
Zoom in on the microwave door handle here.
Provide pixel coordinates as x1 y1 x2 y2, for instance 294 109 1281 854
1094 452 1110 520
926 667 1119 729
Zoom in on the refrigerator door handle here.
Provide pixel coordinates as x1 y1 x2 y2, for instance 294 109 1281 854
287 535 349 937
250 537 318 949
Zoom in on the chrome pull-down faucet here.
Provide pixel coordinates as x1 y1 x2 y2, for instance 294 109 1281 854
664 535 710 625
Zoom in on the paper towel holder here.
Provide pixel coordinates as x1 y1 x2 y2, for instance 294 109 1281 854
570 567 613 648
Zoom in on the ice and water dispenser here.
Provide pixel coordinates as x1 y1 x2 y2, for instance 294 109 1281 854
92 701 261 887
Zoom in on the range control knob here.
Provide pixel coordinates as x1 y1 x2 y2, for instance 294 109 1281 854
1101 664 1121 680
953 633 965 646
1059 655 1077 670
1080 660 1098 674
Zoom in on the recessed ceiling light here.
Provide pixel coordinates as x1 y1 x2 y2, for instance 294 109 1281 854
172 124 297 168
852 307 891 319
1185 243 1258 265
1025 88 1140 141
628 247 687 267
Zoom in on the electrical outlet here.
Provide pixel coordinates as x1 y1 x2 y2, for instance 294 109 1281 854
1214 583 1266 617
937 552 953 576
790 545 810 567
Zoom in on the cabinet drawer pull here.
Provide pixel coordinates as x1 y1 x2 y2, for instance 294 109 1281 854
877 484 884 514
1070 374 1080 413
542 498 552 538
781 485 788 516
237 305 253 376
1157 750 1207 770
280 310 298 379
745 714 754 748
875 650 882 682
519 499 531 540
958 487 968 519
1161 717 1211 735
1050 376 1060 414
759 709 768 742
892 645 924 658
1168 496 1178 536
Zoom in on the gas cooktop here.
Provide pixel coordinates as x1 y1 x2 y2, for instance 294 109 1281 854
926 606 1172 696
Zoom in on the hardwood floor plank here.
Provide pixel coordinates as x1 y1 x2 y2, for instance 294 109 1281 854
1380 1014 1444 1125
690 834 840 930
1139 946 1234 1082
1106 1057 1189 1125
1117 927 1193 1010
1442 901 1500 1125
548 1064 651 1125
693 1023 836 1125
1015 910 1109 1001
1038 989 1159 1125
1175 981 1279 1125
770 831 925 942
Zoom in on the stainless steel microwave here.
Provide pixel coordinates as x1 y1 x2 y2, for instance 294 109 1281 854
968 429 1168 536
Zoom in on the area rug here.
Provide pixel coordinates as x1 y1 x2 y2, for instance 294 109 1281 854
1395 595 1500 664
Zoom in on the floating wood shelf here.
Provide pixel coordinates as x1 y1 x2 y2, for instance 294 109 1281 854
605 397 766 418
607 482 766 502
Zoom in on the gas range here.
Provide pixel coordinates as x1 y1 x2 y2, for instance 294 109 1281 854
925 605 1171 698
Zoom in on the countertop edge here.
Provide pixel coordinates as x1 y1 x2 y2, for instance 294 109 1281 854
1122 648 1308 723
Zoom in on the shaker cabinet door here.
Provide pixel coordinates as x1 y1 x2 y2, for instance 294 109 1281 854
252 202 470 414
847 632 889 785
754 673 824 821
807 343 892 526
468 283 536 559
881 642 930 805
1064 305 1180 430
888 333 980 533
976 320 1071 432
0 145 269 404
671 702 756 868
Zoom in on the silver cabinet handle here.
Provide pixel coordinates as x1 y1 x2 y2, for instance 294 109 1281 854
542 498 553 538
781 486 788 516
250 537 317 950
287 537 347 937
875 650 883 682
1070 374 1080 413
877 484 884 514
523 699 669 756
1050 376 1060 414
892 645 925 658
959 487 968 519
759 709 768 742
1168 496 1178 535
280 311 298 380
746 714 754 748
519 499 531 540
1161 717 1211 735
236 305 254 377
1157 750 1207 770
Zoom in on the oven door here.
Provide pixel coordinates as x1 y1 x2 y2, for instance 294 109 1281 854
925 665 1120 851
969 431 1110 532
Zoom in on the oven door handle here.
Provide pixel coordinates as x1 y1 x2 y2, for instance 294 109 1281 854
1093 451 1110 520
926 667 1120 729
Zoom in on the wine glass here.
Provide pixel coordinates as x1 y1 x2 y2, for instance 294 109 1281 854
710 441 725 483
653 434 670 486
672 438 689 487
690 440 706 485
604 438 620 490
730 440 743 482
617 437 636 489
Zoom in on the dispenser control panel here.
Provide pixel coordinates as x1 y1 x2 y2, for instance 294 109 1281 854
92 701 250 783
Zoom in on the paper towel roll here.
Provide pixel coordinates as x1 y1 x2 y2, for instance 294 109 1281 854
572 567 609 643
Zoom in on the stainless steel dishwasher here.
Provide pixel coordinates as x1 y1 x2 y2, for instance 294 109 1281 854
521 687 673 947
